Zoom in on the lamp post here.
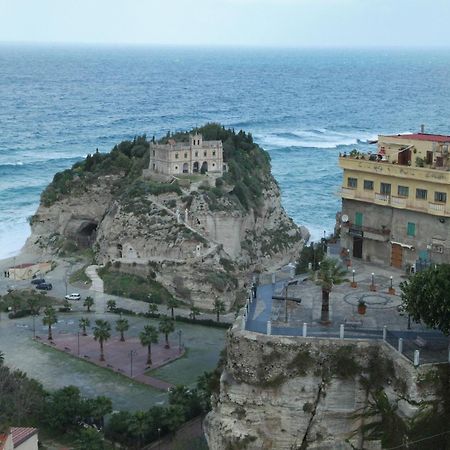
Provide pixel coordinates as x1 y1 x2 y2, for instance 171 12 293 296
177 329 182 353
284 280 298 323
130 349 137 377
351 269 357 288
32 314 36 339
388 276 395 295
77 331 80 356
370 272 376 291
158 428 161 450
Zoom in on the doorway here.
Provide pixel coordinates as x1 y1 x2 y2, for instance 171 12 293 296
353 237 363 258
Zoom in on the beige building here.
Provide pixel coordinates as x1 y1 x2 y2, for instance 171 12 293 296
6 261 52 281
339 131 450 270
149 133 224 175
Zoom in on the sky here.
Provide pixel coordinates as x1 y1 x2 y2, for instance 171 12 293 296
0 0 449 47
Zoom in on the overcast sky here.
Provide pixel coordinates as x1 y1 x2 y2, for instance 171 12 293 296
1 0 449 47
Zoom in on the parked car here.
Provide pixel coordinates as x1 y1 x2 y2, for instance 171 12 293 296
36 282 52 291
31 278 45 285
65 293 81 301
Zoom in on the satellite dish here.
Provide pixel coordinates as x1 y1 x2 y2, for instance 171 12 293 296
342 214 349 223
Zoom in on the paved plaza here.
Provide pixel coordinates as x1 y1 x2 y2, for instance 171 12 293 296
36 332 183 390
247 258 449 364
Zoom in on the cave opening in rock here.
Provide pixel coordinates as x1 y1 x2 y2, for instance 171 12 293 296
76 222 98 248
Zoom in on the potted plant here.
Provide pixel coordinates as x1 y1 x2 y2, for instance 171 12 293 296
357 299 367 315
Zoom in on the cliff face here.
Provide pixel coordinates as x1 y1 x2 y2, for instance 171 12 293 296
26 126 307 309
205 318 438 449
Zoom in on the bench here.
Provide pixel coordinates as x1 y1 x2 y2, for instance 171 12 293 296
414 336 427 348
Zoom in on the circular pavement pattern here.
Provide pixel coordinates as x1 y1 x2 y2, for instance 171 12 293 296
343 291 401 310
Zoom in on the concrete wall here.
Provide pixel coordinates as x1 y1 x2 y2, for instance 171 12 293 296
341 199 450 267
15 434 38 450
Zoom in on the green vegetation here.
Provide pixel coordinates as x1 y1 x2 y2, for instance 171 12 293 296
43 306 57 340
296 242 325 273
400 264 450 335
98 265 175 304
115 317 130 342
69 265 91 285
139 325 159 365
93 319 111 361
0 289 60 318
159 315 175 348
41 136 150 207
205 270 238 292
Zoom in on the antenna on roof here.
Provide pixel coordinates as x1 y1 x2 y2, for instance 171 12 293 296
420 124 425 134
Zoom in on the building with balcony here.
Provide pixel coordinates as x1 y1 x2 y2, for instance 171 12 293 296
149 133 224 176
339 131 450 269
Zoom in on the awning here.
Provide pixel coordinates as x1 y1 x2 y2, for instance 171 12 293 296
390 241 415 250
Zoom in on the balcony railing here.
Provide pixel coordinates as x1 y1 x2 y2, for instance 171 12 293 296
340 187 356 198
375 193 390 203
390 196 407 208
428 202 446 215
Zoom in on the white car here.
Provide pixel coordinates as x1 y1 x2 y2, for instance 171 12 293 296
65 293 81 301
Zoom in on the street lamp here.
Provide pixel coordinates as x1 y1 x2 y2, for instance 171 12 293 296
284 280 298 323
370 272 376 291
130 349 137 377
32 314 36 339
177 329 182 353
389 276 395 295
77 331 80 356
351 269 357 288
158 428 161 450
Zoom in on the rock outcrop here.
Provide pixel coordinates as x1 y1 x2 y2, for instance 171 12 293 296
26 126 308 310
205 316 438 449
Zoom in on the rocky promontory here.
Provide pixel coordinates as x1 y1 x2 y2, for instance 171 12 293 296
27 124 308 310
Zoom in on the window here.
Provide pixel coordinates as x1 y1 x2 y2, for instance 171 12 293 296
195 151 198 157
407 222 416 237
380 183 391 195
213 151 216 156
184 153 187 158
435 192 447 203
416 188 427 200
152 150 155 156
398 186 409 197
175 153 179 159
198 140 200 145
347 177 357 188
363 180 374 190
204 151 207 157
355 212 363 227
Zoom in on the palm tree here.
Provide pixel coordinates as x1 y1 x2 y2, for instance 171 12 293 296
27 296 40 315
115 317 129 342
148 302 158 315
139 325 159 365
159 315 175 348
84 296 95 312
190 305 200 321
0 351 4 365
93 319 111 361
166 297 178 320
42 306 57 340
106 299 116 312
316 257 347 324
213 298 226 322
79 317 91 336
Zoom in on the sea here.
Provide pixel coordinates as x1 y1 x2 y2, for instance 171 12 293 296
1 45 450 259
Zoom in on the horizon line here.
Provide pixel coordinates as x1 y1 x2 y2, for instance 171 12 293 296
1 40 450 51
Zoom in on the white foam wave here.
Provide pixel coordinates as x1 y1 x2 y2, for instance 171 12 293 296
256 128 377 150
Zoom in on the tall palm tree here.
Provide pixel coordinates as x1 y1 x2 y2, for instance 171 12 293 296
79 317 91 336
159 315 175 348
190 305 200 321
115 317 129 342
213 299 226 322
316 258 347 324
42 306 57 340
84 296 95 312
93 319 111 361
139 325 159 365
166 297 178 320
106 299 116 312
148 302 158 315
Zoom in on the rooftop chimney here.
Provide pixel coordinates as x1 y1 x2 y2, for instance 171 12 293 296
420 124 425 133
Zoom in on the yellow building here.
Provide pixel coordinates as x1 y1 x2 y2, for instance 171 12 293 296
339 131 450 269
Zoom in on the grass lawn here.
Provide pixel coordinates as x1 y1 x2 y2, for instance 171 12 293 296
148 322 226 386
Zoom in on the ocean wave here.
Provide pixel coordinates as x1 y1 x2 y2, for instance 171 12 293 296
256 128 377 150
0 154 87 170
